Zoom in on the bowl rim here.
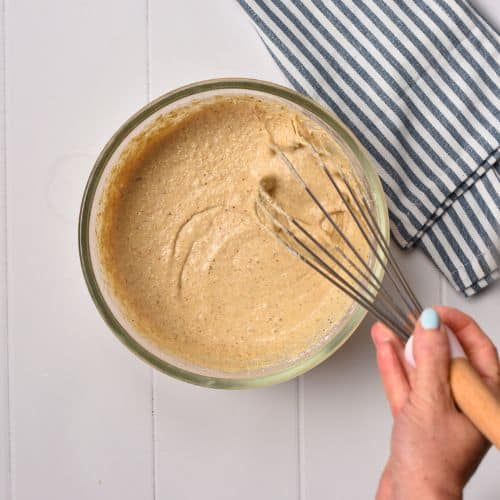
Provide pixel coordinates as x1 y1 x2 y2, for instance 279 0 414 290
78 77 389 389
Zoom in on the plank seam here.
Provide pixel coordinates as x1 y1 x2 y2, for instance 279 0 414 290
146 0 151 102
1 0 12 497
145 1 156 499
297 376 305 500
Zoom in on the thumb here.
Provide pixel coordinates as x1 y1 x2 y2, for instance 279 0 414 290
412 308 452 403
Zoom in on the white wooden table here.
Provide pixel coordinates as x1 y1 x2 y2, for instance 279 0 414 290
0 1 498 499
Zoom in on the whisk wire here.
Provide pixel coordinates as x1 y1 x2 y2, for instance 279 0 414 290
290 215 413 335
273 147 389 297
333 245 414 332
256 145 423 342
359 194 422 317
256 199 411 339
327 153 422 316
321 152 422 318
308 145 420 324
294 223 412 339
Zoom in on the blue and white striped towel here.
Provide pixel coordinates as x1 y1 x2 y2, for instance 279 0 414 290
238 0 500 296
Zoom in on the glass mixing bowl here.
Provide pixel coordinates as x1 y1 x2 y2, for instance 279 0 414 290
79 78 389 389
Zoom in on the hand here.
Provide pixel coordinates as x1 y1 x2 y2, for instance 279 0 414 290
371 306 500 500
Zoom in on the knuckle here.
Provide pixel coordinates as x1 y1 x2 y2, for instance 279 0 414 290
479 341 498 363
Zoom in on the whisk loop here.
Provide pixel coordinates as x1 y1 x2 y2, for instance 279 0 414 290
255 145 422 341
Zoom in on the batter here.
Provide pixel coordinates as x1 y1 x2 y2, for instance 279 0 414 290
98 95 370 373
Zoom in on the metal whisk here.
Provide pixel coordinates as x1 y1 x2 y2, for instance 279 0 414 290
255 144 422 340
256 146 500 448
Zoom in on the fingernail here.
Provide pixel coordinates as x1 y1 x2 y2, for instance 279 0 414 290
420 308 440 330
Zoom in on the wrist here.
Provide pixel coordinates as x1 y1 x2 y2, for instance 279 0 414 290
390 481 462 500
411 480 462 500
385 461 463 500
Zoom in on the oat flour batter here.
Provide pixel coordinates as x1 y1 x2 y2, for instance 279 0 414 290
98 96 369 372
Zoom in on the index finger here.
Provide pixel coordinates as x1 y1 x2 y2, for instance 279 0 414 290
435 306 500 387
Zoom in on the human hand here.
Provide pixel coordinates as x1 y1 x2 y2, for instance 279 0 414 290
371 306 500 500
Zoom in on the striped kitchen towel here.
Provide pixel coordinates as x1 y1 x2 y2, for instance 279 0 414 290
238 0 500 296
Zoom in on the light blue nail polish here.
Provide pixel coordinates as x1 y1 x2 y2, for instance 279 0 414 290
420 308 440 330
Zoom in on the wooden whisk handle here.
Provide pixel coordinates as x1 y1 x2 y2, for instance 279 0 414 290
450 357 500 449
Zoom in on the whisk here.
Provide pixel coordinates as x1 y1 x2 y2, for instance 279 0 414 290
256 144 500 448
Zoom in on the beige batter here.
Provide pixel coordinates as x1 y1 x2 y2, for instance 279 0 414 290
98 95 369 373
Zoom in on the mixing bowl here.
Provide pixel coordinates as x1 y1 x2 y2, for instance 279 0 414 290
79 78 389 388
